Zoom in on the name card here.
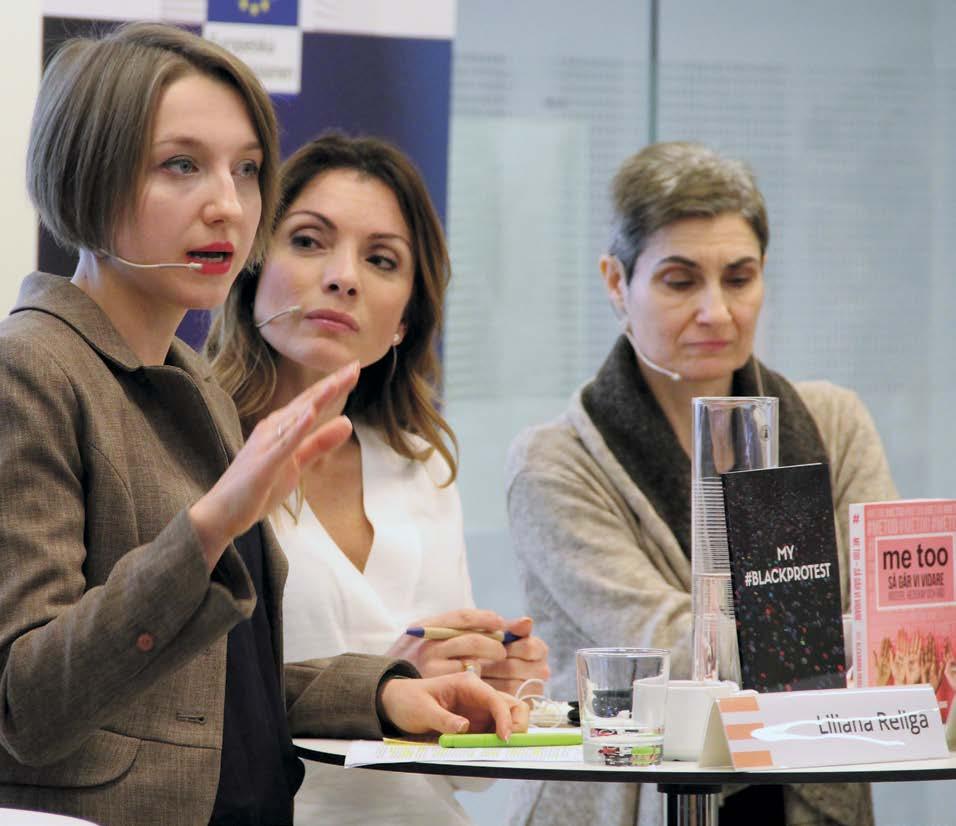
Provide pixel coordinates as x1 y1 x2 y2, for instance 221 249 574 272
699 685 947 769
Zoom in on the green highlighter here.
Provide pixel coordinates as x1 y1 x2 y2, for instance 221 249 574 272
438 731 582 748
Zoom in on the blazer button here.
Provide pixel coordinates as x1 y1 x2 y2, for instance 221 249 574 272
136 632 155 653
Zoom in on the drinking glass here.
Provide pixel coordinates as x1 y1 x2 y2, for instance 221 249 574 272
691 396 778 683
576 648 670 766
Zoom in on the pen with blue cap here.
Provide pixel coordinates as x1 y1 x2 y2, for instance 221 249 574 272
404 626 523 644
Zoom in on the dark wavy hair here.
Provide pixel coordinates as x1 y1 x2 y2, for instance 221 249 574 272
206 132 458 483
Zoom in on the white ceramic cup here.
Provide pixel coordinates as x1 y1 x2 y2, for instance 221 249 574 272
662 679 738 761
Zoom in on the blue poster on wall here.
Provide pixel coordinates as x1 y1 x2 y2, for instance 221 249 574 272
38 1 454 348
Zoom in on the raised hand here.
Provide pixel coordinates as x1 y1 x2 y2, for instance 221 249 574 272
944 639 956 691
890 629 920 685
919 634 944 689
873 636 894 686
903 633 923 684
190 361 359 570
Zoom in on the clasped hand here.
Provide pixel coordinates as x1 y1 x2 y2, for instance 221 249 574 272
382 606 548 739
386 608 550 696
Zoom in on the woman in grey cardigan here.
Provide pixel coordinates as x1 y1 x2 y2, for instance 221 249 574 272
506 142 896 826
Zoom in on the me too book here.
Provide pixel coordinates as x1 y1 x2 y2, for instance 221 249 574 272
850 499 956 721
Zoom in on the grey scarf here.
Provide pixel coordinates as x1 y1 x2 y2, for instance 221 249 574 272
581 335 829 559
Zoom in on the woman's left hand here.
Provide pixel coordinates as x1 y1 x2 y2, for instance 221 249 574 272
480 616 550 696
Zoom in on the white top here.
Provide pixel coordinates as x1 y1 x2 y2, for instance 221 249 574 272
273 422 479 825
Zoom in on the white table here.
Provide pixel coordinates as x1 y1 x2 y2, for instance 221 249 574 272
0 810 95 825
295 738 956 826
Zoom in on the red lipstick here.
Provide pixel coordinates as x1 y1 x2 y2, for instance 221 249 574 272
187 242 235 275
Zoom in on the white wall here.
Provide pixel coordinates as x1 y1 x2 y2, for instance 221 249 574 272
0 1 41 314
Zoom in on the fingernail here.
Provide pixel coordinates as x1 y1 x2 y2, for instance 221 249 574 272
456 718 468 733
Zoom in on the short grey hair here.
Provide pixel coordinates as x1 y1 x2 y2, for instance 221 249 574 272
608 141 769 282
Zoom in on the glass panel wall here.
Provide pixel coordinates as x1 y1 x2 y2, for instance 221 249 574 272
448 3 956 820
657 0 946 499
446 0 651 613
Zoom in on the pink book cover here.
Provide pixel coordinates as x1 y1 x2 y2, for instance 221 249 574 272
850 499 956 721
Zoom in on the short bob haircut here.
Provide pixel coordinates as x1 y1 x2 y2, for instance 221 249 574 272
206 132 458 483
608 141 769 282
27 21 279 265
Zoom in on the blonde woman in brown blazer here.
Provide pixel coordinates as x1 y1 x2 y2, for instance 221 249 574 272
0 23 526 826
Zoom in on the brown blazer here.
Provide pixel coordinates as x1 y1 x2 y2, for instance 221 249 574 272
0 273 413 826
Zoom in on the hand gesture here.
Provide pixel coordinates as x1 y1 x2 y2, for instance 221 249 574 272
190 362 359 569
903 632 923 684
943 639 956 691
919 634 944 689
872 637 894 686
890 629 920 685
378 671 529 741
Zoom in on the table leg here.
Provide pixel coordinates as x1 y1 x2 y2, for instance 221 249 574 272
658 783 720 826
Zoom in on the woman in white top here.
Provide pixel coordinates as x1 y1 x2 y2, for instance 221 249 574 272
208 133 549 824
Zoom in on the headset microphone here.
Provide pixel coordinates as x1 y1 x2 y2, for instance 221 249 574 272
610 256 682 381
625 329 682 382
615 304 682 382
105 252 202 271
255 305 302 329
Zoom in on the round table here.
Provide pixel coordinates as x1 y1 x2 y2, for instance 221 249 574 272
0 810 96 825
295 738 956 826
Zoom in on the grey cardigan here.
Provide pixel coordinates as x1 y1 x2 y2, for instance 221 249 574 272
505 380 897 826
0 274 412 826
